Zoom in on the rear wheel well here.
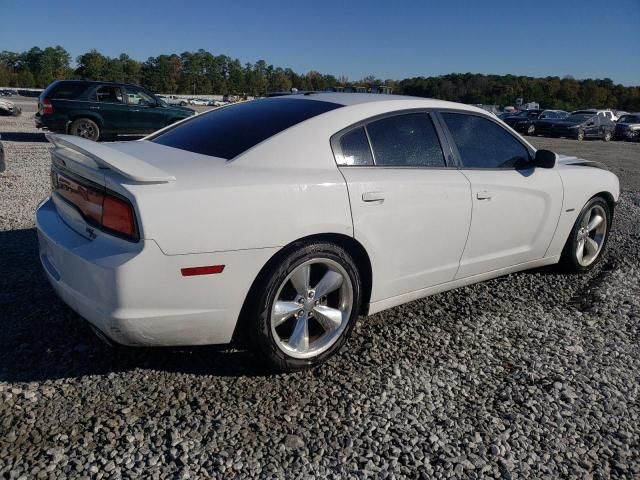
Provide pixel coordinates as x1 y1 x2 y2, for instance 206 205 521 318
232 233 373 347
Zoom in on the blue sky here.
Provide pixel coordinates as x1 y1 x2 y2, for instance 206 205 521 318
1 0 639 85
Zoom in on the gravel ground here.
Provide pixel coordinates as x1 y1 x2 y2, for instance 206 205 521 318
1 98 639 479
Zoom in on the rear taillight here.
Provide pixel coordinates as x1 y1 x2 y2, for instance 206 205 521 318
41 98 53 115
102 195 136 239
52 169 138 241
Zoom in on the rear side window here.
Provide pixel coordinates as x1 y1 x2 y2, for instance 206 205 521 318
47 82 89 100
367 113 445 167
337 127 373 166
442 113 530 169
151 98 342 159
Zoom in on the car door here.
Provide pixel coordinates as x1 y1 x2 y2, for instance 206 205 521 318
334 112 472 303
123 86 166 133
92 85 130 134
438 111 563 279
584 115 600 137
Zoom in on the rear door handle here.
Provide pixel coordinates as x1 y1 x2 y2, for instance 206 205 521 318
362 191 385 204
476 190 492 200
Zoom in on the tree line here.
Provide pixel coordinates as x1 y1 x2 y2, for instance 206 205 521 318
1 46 638 111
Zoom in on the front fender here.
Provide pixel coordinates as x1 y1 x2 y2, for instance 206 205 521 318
545 165 620 257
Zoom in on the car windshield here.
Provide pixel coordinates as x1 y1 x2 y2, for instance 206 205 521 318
565 114 593 122
618 115 640 123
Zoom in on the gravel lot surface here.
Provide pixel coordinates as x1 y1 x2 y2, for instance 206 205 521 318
1 98 639 479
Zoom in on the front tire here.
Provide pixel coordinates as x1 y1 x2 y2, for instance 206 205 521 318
603 131 612 142
560 196 611 273
250 242 362 372
526 124 536 135
70 118 100 141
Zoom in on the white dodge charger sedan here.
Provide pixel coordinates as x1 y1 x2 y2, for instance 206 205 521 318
36 93 620 371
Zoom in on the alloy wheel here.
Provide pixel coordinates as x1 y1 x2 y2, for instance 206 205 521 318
74 121 97 140
575 204 607 267
270 258 353 359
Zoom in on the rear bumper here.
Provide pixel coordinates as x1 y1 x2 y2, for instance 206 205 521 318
35 114 66 132
36 198 276 347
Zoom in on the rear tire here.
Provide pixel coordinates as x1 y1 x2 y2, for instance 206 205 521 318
576 129 585 141
603 131 612 142
560 196 611 273
526 124 535 135
249 242 362 372
70 118 100 141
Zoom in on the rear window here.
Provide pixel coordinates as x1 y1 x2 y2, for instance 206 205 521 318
46 81 89 100
151 97 342 159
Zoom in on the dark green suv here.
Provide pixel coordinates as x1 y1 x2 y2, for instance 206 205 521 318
36 80 195 141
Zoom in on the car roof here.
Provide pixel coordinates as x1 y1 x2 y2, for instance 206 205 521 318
273 92 487 113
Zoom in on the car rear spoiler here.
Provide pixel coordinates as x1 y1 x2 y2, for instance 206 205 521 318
45 134 176 183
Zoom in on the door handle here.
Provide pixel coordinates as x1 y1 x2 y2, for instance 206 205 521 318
89 106 100 110
131 109 140 112
362 191 385 204
476 190 492 200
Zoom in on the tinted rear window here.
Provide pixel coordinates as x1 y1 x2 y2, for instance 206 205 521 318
47 82 89 100
151 98 342 159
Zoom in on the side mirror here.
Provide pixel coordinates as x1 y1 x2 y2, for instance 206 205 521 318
533 149 556 169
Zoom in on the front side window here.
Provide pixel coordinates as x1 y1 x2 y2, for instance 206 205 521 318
125 86 156 106
337 127 373 166
95 86 124 103
366 113 445 167
442 113 530 169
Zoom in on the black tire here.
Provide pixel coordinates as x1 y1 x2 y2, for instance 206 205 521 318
69 118 100 141
180 101 187 106
576 129 585 141
526 124 535 135
249 241 362 372
603 131 612 142
560 196 611 273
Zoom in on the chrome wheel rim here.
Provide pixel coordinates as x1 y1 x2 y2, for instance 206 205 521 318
576 205 607 266
74 121 96 140
270 258 353 359
527 124 535 135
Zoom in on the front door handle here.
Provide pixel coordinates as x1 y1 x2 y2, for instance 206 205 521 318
476 190 492 200
362 191 385 204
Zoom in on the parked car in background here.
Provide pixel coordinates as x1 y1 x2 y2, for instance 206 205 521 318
189 98 210 106
35 80 195 141
502 109 568 135
158 94 187 106
614 113 640 141
537 113 615 141
37 94 619 371
572 109 618 122
0 98 21 116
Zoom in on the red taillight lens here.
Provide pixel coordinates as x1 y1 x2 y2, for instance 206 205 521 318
102 195 136 239
52 169 138 241
41 98 53 115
